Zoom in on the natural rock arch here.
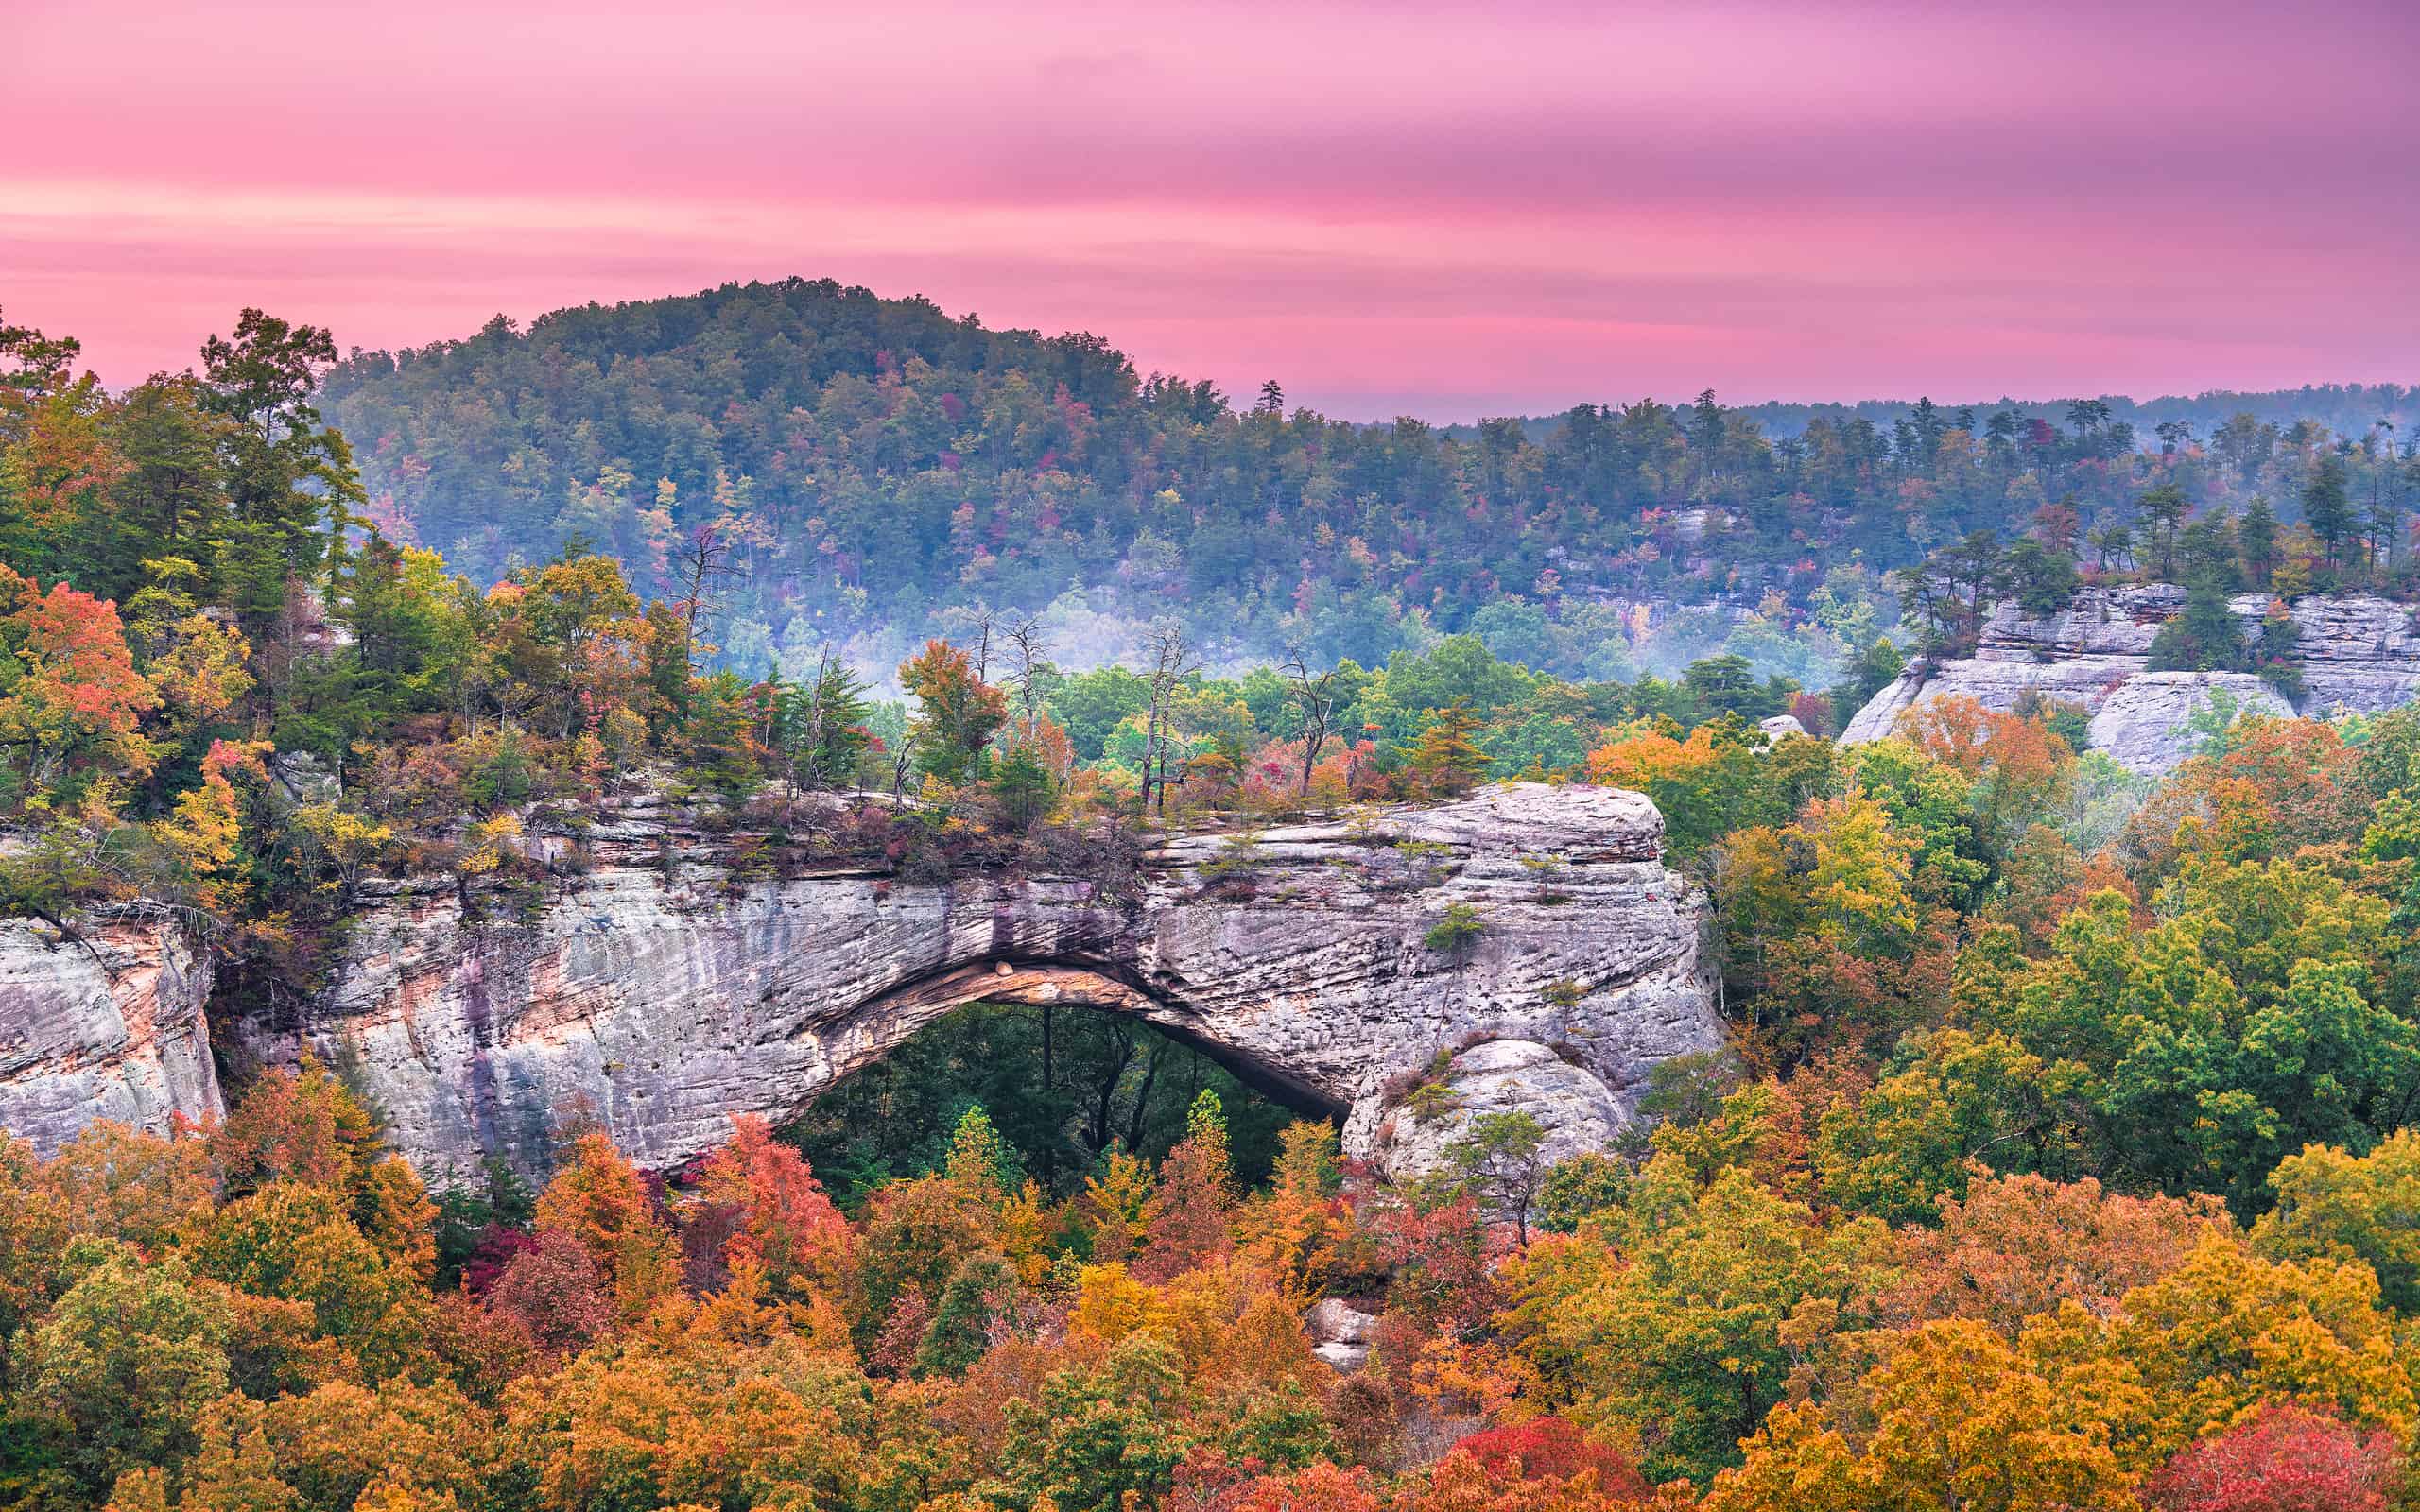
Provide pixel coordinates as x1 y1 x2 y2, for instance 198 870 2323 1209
1 784 1722 1177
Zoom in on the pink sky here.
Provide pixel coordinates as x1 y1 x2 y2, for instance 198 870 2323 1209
6 0 2415 419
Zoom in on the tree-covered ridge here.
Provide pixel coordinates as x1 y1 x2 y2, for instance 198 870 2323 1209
317 278 2420 682
1472 385 2420 452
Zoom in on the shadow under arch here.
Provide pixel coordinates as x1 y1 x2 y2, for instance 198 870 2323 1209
789 955 1350 1131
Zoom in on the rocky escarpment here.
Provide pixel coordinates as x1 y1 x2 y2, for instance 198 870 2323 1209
0 912 219 1150
0 783 1722 1177
1842 587 2420 773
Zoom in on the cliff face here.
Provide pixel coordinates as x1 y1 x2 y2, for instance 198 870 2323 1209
1842 588 2420 772
0 783 1722 1177
0 914 219 1153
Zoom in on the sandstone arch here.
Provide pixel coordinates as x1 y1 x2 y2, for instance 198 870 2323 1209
2 784 1722 1177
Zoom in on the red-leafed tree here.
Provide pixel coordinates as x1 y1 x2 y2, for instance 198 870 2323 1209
2144 1403 2393 1512
1452 1418 1652 1501
1171 1452 1384 1512
0 564 159 809
1136 1091 1236 1281
485 1228 614 1361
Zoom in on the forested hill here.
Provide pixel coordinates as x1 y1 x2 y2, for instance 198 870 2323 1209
320 277 2417 682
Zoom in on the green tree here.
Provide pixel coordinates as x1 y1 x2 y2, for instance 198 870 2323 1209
23 1241 234 1494
199 311 366 634
1446 1110 1550 1244
771 652 872 791
2135 483 2191 577
914 1249 1022 1377
1511 1160 1891 1484
2147 574 2249 673
2304 454 2357 576
988 746 1055 831
2254 1130 2420 1314
986 1337 1192 1512
2238 495 2281 587
2001 539 2079 615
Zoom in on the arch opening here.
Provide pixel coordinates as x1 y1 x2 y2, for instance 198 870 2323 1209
778 958 1340 1204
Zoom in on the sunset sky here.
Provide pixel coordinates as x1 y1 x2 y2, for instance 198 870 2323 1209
7 0 2415 420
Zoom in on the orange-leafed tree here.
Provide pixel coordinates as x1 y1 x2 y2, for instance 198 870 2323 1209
691 1115 852 1298
530 1131 681 1323
210 1057 383 1199
899 638 1007 787
0 565 160 811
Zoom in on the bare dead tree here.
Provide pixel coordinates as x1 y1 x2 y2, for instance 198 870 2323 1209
1283 644 1340 798
1003 616 1050 730
669 522 744 675
939 603 1002 683
1140 621 1200 816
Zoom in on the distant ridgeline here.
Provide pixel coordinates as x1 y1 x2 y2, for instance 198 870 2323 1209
1842 585 2420 774
318 277 2420 682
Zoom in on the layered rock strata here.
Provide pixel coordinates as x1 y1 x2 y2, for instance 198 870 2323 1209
0 784 1723 1177
0 913 219 1152
1842 588 2420 772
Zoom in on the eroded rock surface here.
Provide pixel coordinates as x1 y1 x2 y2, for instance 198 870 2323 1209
0 914 218 1154
1367 1039 1630 1188
1842 587 2420 772
0 779 1722 1180
283 782 1717 1177
0 785 1720 1177
1306 1297 1377 1373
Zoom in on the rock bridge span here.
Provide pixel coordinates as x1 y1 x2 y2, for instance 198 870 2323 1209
4 784 1722 1177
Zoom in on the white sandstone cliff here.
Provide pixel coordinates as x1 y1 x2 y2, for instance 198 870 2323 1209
0 913 219 1151
1841 587 2420 773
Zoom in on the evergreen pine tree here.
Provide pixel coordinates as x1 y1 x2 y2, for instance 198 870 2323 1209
2304 454 2357 576
2238 496 2281 588
2148 574 2249 673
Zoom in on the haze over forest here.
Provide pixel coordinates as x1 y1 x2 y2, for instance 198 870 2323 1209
306 278 2420 692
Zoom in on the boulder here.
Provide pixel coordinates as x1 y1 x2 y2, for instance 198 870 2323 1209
1369 1039 1628 1188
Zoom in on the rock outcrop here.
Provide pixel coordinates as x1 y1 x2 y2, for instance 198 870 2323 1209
1306 1297 1377 1372
0 913 219 1152
0 783 1722 1177
1842 588 2420 773
1370 1039 1631 1188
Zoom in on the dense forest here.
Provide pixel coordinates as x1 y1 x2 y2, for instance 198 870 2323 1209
316 279 2420 686
11 297 2420 1509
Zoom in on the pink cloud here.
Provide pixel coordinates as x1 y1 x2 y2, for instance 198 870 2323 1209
4 0 2414 416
